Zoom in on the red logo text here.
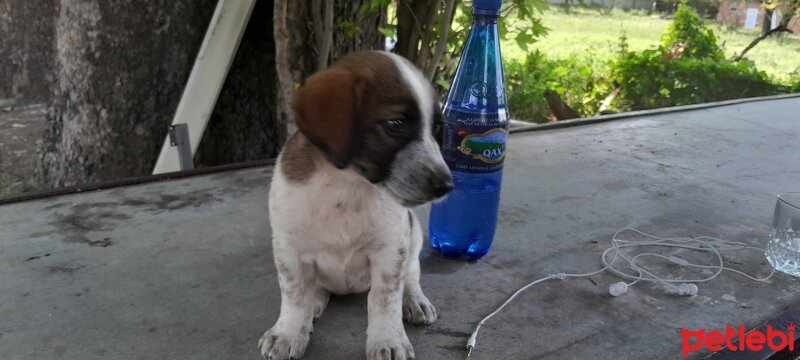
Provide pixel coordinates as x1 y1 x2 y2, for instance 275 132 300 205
680 324 796 357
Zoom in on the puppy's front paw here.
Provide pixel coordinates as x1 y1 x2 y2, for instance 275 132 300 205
366 334 415 360
402 292 437 325
258 326 310 360
312 287 330 320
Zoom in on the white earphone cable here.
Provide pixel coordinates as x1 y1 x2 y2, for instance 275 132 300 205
465 228 776 357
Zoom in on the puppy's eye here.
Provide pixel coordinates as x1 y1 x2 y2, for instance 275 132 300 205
383 119 407 136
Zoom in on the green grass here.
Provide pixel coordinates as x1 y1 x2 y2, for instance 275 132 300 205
713 24 800 84
501 7 800 84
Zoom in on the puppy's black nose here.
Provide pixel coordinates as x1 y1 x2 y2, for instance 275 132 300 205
433 179 454 198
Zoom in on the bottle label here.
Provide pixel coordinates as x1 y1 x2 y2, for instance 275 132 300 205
441 110 508 173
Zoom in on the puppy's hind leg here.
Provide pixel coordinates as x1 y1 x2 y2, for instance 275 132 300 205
259 247 317 360
402 211 437 325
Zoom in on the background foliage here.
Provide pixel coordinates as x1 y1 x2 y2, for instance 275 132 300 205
503 2 795 122
660 1 724 60
506 52 611 121
611 46 780 110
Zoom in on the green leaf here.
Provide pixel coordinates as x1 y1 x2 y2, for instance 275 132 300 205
337 21 362 37
515 32 535 51
378 26 395 38
360 0 391 14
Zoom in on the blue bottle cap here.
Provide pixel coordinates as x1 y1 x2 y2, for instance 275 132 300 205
473 0 502 16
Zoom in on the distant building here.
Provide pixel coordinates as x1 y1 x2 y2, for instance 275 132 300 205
716 1 800 33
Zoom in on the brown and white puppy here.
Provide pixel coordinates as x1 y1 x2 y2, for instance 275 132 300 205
259 51 453 360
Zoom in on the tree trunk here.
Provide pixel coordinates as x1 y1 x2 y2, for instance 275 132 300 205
395 0 439 66
194 0 282 167
545 90 580 120
273 0 299 137
330 0 386 60
36 0 386 188
0 0 57 103
762 9 773 35
425 0 457 81
37 0 217 187
273 0 386 139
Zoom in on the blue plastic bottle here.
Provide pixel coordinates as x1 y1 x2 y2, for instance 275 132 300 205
428 0 508 259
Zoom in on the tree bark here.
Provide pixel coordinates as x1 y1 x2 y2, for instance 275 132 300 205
311 0 335 71
762 9 774 35
425 0 457 81
329 0 387 61
273 0 386 140
37 0 217 187
34 0 386 188
273 0 298 137
395 0 439 65
0 0 57 103
194 0 283 167
545 90 580 120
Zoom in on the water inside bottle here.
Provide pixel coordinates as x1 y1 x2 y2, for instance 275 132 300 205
429 171 501 259
766 228 800 277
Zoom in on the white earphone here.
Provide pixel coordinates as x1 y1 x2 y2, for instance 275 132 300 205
608 282 628 297
466 228 776 357
609 280 697 297
676 283 699 296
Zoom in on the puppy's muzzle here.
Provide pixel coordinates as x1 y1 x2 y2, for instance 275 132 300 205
428 170 454 199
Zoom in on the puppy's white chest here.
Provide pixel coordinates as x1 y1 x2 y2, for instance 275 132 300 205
270 168 405 294
281 173 385 241
296 188 376 293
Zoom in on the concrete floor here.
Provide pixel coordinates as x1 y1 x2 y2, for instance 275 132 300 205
1 97 800 360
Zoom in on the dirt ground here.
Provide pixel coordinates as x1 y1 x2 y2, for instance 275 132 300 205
0 99 46 197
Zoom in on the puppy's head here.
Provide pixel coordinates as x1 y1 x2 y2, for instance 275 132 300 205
292 51 453 207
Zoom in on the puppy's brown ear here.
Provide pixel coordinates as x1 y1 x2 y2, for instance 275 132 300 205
292 69 360 169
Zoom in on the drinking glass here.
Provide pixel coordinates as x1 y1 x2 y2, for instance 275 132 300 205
766 192 800 278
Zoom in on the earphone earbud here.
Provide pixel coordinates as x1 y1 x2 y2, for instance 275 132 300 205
608 282 697 297
676 283 698 296
608 282 629 297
